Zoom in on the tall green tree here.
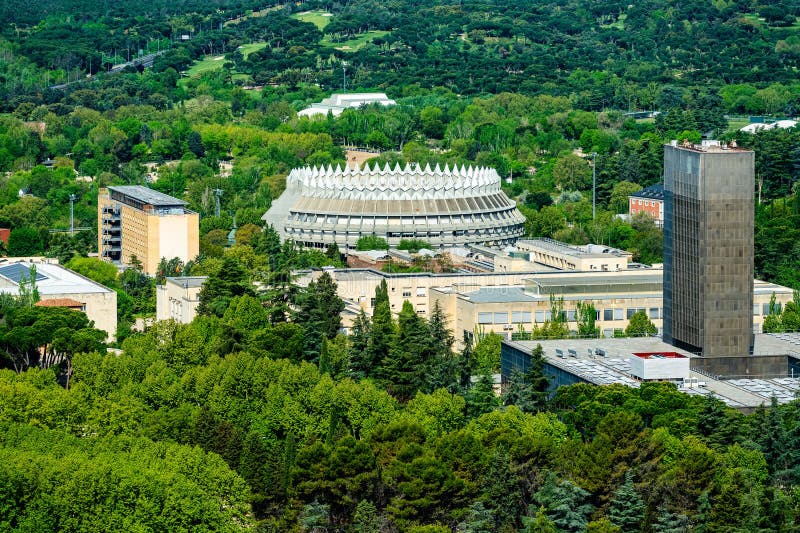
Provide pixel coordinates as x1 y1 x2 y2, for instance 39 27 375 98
197 256 253 317
365 280 394 380
502 344 550 412
349 309 372 379
381 301 429 402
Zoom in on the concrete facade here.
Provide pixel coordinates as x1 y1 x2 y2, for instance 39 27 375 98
514 239 632 271
663 141 755 359
155 276 207 323
263 163 526 248
297 268 793 349
98 186 199 276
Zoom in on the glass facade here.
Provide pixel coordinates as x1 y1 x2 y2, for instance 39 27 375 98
663 144 754 357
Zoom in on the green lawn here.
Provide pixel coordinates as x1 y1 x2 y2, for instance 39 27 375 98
743 13 800 30
238 42 266 59
185 54 227 76
600 13 627 30
292 11 333 30
727 119 750 131
322 30 390 51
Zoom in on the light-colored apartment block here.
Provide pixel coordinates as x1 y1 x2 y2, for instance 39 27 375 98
98 186 199 275
155 276 206 323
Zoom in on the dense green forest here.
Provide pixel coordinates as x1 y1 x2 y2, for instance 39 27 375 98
3 264 800 531
2 0 800 529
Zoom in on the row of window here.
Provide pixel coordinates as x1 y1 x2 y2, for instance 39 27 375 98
633 199 662 208
477 307 662 325
290 211 516 225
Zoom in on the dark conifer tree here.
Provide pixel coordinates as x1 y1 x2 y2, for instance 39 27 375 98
366 279 394 379
349 309 372 379
465 372 500 418
380 300 428 401
609 471 645 532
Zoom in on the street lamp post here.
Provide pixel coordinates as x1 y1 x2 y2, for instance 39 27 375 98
591 152 597 221
69 194 77 235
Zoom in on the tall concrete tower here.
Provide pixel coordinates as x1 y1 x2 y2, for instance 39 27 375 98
662 140 755 358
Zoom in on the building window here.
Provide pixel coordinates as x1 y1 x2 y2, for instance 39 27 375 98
512 311 532 323
753 304 760 316
493 312 508 324
649 307 660 319
416 288 426 297
478 312 493 324
402 290 412 297
613 308 624 320
603 309 613 321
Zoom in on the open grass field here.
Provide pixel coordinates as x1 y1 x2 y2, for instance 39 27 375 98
292 11 333 30
239 42 267 59
322 30 390 51
184 42 264 78
185 55 227 76
742 13 800 31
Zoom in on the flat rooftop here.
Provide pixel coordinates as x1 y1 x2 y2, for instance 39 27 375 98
667 140 752 153
0 260 113 295
505 336 800 408
108 185 187 207
166 276 207 289
517 238 630 258
461 286 538 304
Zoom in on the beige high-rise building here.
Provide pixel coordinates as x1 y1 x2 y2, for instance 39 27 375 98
98 186 199 275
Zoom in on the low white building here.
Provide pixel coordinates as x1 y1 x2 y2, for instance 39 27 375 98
156 276 207 323
298 93 396 118
0 259 117 341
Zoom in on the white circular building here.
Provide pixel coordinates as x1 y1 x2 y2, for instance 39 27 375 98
263 162 526 249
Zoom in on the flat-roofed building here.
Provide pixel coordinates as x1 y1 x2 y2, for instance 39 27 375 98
156 276 207 323
298 93 396 118
98 186 199 275
297 267 794 348
514 238 632 271
0 259 117 341
502 337 800 409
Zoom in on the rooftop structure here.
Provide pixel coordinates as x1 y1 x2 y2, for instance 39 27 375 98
263 163 525 249
108 186 188 209
0 259 117 341
298 93 396 118
663 140 755 366
98 187 199 275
